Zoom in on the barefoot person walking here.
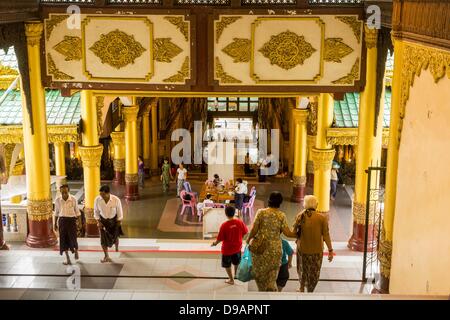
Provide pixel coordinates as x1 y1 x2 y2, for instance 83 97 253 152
94 185 124 263
54 184 81 265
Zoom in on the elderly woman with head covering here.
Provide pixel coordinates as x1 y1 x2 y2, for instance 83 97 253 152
247 191 296 291
293 195 334 292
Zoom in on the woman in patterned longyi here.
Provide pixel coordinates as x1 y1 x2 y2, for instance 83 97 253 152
247 191 296 292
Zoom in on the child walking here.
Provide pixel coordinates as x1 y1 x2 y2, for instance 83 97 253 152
212 206 248 285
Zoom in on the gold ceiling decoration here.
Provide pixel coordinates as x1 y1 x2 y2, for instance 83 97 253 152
332 58 360 84
90 30 146 69
163 56 190 83
215 57 241 84
324 38 354 63
259 31 316 70
53 36 82 61
47 53 74 80
216 16 241 44
335 16 362 44
164 16 189 42
222 38 251 63
154 38 183 63
0 64 19 76
397 43 450 149
45 15 69 41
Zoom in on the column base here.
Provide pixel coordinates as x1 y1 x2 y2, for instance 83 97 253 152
125 173 139 201
372 274 390 294
348 221 377 252
291 185 306 203
84 208 99 237
113 170 125 185
26 199 57 248
0 241 9 250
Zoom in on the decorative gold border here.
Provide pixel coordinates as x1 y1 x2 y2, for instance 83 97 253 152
81 15 154 82
0 125 79 144
250 17 325 84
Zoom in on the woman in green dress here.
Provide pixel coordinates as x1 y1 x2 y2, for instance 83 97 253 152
160 158 173 193
247 191 296 291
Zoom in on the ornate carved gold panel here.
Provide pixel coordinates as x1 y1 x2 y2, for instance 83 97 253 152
44 13 191 85
213 14 363 87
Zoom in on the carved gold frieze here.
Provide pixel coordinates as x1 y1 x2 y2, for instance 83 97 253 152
27 198 53 222
122 105 139 122
163 56 190 83
53 36 82 61
336 16 362 44
324 38 354 63
154 38 183 63
307 101 318 136
0 65 19 76
48 125 79 144
215 57 241 84
311 148 335 172
352 201 377 225
25 22 43 47
378 226 392 278
45 15 69 41
216 16 241 44
47 53 74 80
332 58 360 85
113 159 125 171
164 16 189 42
326 127 390 147
397 43 450 149
364 25 378 49
90 30 146 69
125 173 139 184
293 175 307 187
96 96 104 137
259 31 316 70
79 145 104 168
222 38 251 63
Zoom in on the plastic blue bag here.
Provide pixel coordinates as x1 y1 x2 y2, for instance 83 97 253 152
236 246 253 282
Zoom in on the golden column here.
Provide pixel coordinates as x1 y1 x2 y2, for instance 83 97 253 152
20 22 56 247
348 26 384 252
291 105 309 202
306 98 318 188
111 131 125 185
123 105 140 200
141 106 151 174
375 38 404 293
137 116 142 159
150 100 159 175
79 90 103 237
311 93 335 213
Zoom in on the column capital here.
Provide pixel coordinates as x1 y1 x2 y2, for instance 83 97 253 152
53 141 65 147
311 148 335 171
364 24 378 49
25 21 44 47
79 145 103 168
122 105 139 122
110 131 125 145
292 108 309 123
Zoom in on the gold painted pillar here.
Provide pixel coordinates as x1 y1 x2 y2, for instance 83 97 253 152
291 105 309 203
79 90 103 237
137 117 142 160
311 93 335 213
111 131 125 185
21 22 56 247
123 105 139 200
150 101 159 175
348 26 384 252
54 142 66 178
375 38 404 294
141 106 151 174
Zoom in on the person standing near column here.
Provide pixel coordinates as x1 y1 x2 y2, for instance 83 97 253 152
160 158 172 194
94 185 124 263
54 184 81 265
176 163 187 197
138 156 145 188
330 162 340 201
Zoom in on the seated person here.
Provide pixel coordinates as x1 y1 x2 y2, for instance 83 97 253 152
197 193 214 215
213 174 223 187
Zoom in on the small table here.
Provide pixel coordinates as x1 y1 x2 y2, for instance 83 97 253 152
198 184 235 203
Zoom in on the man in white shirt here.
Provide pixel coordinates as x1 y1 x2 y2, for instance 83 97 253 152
54 184 81 265
176 163 188 197
94 185 124 263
